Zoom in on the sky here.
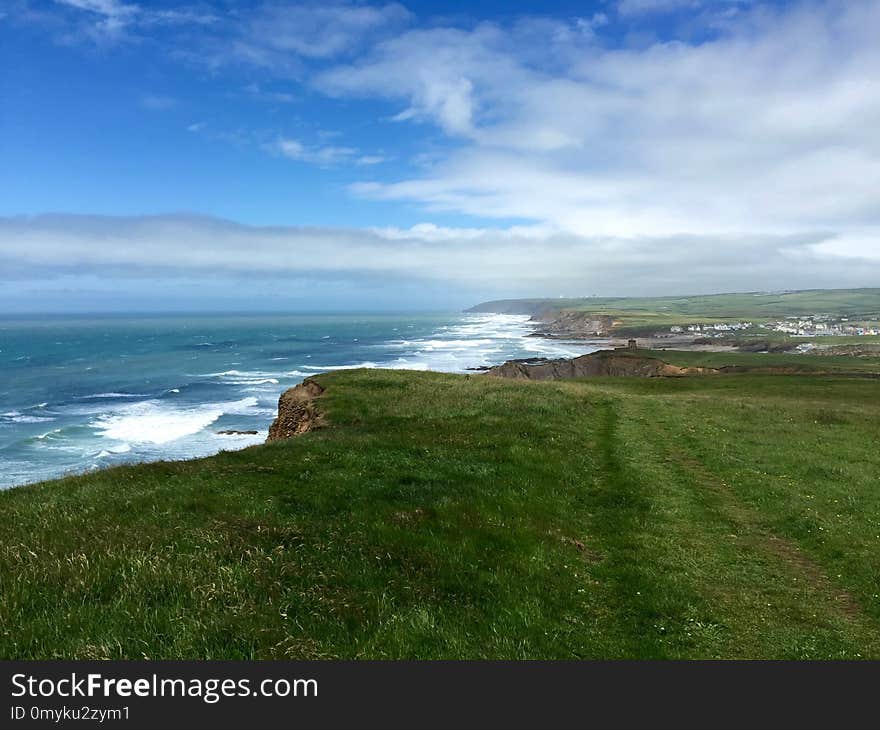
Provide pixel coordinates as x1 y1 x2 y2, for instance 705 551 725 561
0 0 878 312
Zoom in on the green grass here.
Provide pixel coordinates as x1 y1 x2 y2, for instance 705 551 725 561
2 367 880 659
637 348 880 372
707 332 880 348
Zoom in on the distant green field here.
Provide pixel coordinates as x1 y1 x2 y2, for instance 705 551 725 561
638 348 880 373
470 288 880 335
728 332 880 346
2 365 880 659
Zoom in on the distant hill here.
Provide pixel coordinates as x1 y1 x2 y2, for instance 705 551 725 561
468 288 880 325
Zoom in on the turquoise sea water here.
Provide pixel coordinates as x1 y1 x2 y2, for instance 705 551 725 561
0 312 600 489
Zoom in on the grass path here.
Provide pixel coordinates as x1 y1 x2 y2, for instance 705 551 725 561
603 380 880 657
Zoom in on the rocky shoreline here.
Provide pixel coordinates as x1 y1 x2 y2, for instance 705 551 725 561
528 309 615 338
522 308 740 353
512 307 879 357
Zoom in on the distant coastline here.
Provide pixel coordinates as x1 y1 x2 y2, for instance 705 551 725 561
467 287 880 357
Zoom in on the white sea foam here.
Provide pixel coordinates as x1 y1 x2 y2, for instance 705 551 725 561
386 358 431 370
96 443 132 458
521 338 592 358
35 428 63 440
4 414 55 424
413 338 495 350
301 362 377 371
80 392 149 399
205 370 281 382
93 397 258 445
367 313 598 373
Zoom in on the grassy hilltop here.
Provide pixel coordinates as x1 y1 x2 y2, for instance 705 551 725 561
2 353 880 659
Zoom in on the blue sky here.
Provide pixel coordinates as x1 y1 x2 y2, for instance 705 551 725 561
1 0 878 311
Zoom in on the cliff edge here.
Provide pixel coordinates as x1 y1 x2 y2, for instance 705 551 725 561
486 350 714 380
267 378 326 442
529 310 616 337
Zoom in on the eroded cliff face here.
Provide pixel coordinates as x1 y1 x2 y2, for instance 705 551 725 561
486 350 714 380
529 310 617 338
267 379 325 442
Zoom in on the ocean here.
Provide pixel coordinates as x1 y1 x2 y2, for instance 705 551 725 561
0 312 601 489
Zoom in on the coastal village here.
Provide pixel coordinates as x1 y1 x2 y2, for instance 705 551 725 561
671 317 880 338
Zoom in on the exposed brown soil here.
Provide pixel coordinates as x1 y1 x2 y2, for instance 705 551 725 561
529 310 616 337
485 349 876 381
266 379 326 442
486 350 714 380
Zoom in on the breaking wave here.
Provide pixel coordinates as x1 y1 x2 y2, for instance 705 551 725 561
93 397 258 445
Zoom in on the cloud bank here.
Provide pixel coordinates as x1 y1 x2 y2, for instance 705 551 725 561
1 214 876 304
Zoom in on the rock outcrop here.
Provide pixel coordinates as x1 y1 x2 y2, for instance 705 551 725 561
267 379 326 442
529 310 616 338
486 350 714 380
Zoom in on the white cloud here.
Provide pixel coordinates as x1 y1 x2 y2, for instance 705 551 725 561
587 13 609 28
140 8 217 26
53 0 137 39
271 135 386 168
810 231 880 261
615 0 756 19
317 0 880 248
243 2 410 59
244 83 297 103
274 137 360 166
1 214 876 298
355 155 386 165
49 0 215 42
54 0 135 17
187 2 412 73
316 25 519 136
616 0 704 16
